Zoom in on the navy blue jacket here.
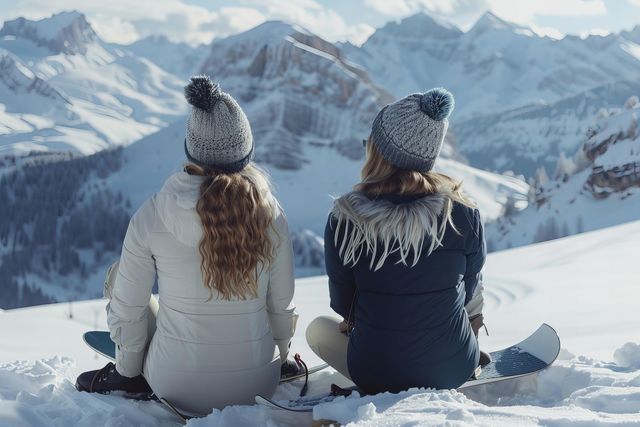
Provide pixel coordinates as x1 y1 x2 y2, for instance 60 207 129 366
325 193 486 394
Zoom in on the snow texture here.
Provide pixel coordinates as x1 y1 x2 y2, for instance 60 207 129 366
2 220 640 426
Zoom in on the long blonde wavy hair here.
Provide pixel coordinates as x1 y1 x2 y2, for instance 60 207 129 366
185 163 278 300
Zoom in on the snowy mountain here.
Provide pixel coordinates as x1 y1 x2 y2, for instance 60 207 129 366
199 21 394 168
454 80 640 177
0 19 528 308
2 220 640 425
0 12 187 155
0 11 96 55
343 12 640 177
486 95 640 250
116 35 208 79
621 24 640 44
348 12 640 120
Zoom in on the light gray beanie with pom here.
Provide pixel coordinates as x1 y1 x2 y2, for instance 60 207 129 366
184 75 253 173
371 87 454 172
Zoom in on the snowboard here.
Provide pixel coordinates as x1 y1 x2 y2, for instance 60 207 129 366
255 323 560 412
82 331 329 383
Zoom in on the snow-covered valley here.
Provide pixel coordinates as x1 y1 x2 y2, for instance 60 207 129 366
1 220 640 426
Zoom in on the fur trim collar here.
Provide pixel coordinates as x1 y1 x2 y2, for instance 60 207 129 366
330 191 454 271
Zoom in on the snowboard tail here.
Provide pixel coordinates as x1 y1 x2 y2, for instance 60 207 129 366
461 322 559 388
256 323 561 412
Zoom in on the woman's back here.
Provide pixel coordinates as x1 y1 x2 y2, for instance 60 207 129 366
95 76 298 416
325 191 483 393
110 171 295 414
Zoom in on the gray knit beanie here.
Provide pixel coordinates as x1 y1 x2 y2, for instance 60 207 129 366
371 87 454 172
184 75 253 173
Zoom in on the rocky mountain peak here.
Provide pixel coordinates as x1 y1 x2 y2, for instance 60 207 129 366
373 12 462 40
470 11 517 34
0 52 69 103
620 24 640 44
0 11 96 55
199 20 392 169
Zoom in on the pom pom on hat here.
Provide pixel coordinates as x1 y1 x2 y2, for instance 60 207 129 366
419 87 454 121
184 75 222 112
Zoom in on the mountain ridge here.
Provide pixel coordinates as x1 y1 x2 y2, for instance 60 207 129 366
0 11 96 55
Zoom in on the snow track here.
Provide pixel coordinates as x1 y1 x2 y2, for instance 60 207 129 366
483 278 533 311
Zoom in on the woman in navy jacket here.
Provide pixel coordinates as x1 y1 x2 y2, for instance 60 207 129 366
306 88 488 394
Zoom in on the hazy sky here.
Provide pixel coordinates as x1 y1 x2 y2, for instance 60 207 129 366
1 0 639 46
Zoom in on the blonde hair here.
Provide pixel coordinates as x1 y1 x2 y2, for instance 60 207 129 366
331 139 476 270
185 163 278 300
356 137 474 205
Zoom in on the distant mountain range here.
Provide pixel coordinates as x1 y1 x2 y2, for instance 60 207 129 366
2 9 640 308
342 11 640 177
0 12 186 155
0 11 529 308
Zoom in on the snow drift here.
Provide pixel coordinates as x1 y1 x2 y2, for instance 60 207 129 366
1 219 640 426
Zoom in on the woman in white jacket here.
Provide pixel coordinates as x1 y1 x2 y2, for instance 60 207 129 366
76 76 300 416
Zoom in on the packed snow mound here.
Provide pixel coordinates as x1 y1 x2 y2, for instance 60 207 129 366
0 357 182 427
614 343 640 369
314 360 640 426
1 353 639 426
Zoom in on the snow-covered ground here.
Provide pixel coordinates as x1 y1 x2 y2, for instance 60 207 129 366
2 219 640 426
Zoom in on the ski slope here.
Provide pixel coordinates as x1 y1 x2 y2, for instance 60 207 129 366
1 220 640 426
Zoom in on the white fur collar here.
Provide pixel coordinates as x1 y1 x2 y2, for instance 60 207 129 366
330 191 454 271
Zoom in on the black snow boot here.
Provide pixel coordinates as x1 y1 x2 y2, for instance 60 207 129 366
469 313 492 367
280 354 307 379
76 362 152 398
281 353 310 396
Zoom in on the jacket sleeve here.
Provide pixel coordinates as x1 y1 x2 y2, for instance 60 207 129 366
324 216 357 319
463 208 487 306
267 210 298 361
107 197 157 377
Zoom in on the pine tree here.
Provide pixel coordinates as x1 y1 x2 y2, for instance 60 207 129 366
624 95 639 110
554 152 573 182
572 146 591 173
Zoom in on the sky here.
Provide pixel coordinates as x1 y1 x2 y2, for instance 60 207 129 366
1 0 640 46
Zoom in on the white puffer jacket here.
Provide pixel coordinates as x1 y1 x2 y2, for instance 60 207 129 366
107 171 298 416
